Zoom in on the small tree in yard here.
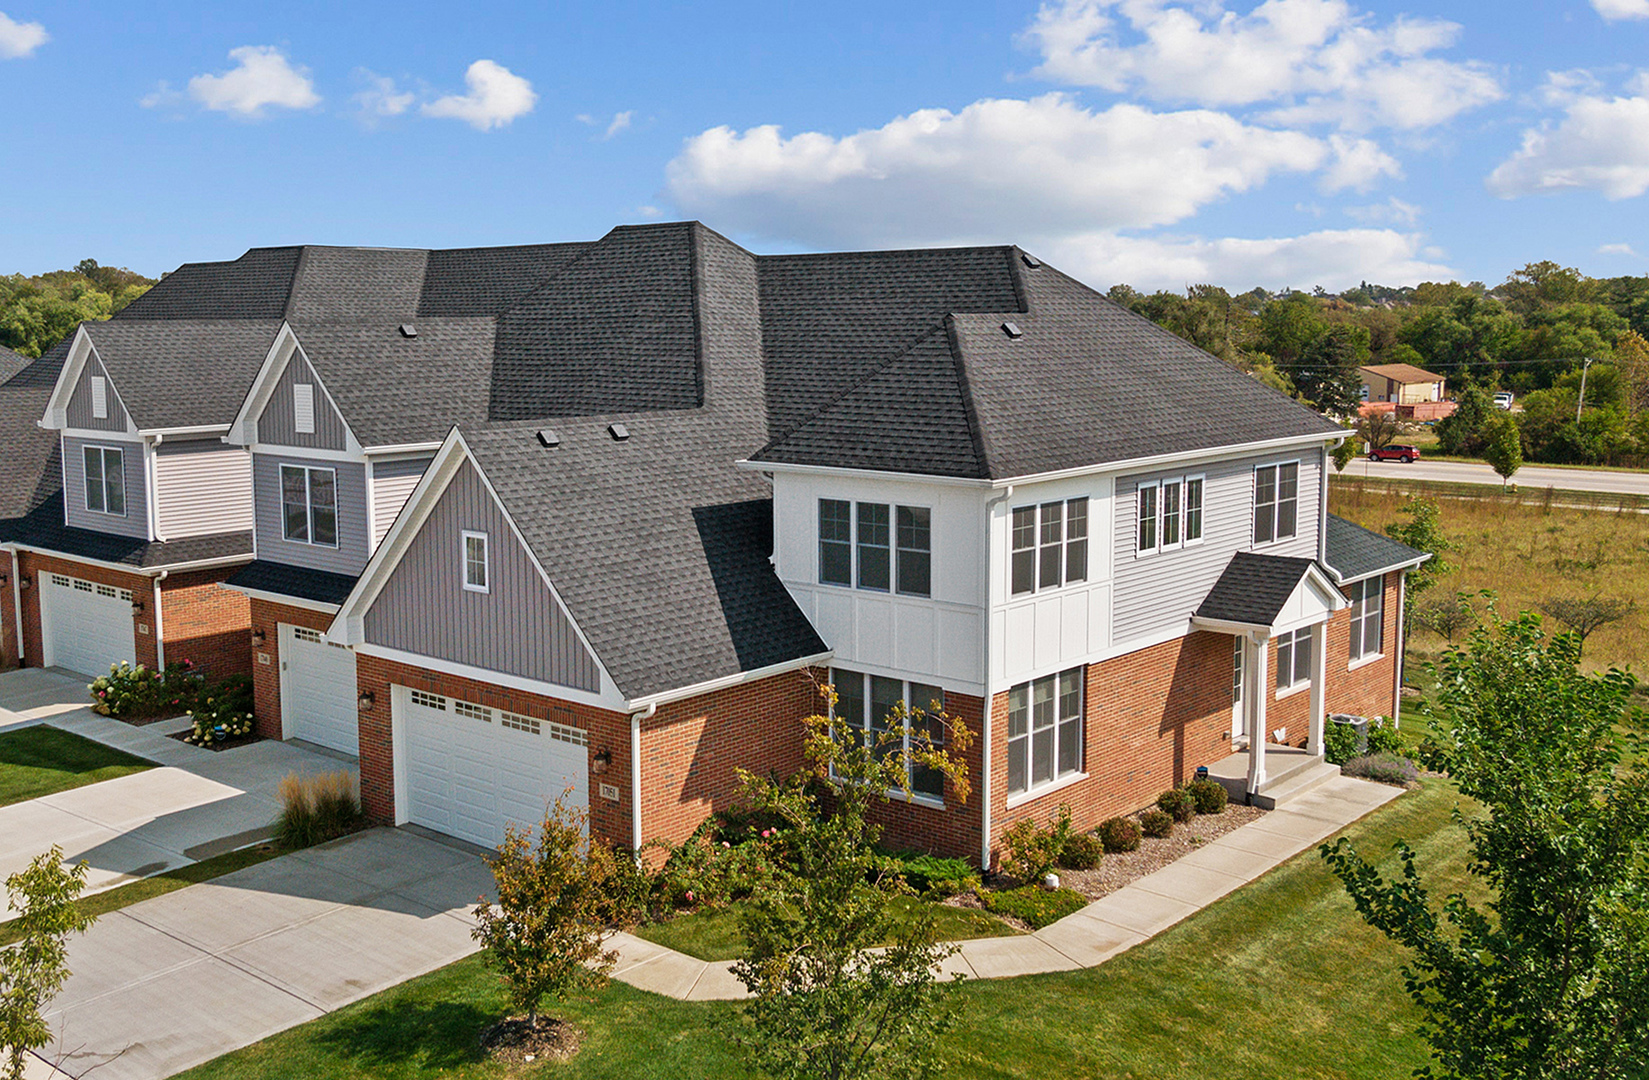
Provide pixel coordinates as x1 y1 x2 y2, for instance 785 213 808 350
1481 413 1522 488
1356 408 1402 454
1385 497 1453 616
1332 424 1360 472
472 797 617 1029
1321 613 1649 1080
733 685 974 1080
1 848 94 1080
1537 595 1636 658
1413 590 1484 643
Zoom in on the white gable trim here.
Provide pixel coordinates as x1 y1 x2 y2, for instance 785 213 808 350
329 429 625 706
225 324 364 455
41 331 139 436
1190 561 1349 638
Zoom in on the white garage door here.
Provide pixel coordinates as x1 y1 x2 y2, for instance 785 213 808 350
398 687 589 850
40 573 136 678
280 624 360 756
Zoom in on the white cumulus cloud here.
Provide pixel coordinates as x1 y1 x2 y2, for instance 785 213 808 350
0 10 46 58
1598 242 1637 255
666 93 1325 247
1486 86 1649 199
183 46 320 117
354 71 414 120
1591 0 1649 20
422 60 536 130
1320 134 1402 192
1023 0 1502 130
1042 227 1454 292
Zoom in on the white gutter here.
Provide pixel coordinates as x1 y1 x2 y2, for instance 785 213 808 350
142 424 230 439
988 431 1340 490
1 544 252 578
362 441 444 457
1318 446 1330 566
980 483 1013 871
630 702 655 855
623 650 835 712
151 570 169 669
218 582 342 615
144 437 162 542
9 549 22 662
732 458 991 489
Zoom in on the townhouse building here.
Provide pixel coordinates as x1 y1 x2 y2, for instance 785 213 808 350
0 222 1425 868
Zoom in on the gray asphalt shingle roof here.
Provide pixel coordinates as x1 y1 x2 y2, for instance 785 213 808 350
6 495 253 569
1195 552 1322 627
0 337 71 537
419 243 594 317
225 560 358 606
82 319 281 430
115 248 302 321
0 344 30 383
1324 514 1428 582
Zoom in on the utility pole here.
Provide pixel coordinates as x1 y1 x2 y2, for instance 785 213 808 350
1576 356 1594 421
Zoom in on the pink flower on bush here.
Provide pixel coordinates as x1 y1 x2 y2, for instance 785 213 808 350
761 829 772 838
685 889 695 903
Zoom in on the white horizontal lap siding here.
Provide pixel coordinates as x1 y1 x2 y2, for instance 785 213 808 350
370 457 433 549
61 434 148 539
1110 450 1321 646
155 442 253 539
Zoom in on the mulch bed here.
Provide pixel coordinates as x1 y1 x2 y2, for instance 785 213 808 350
167 729 264 753
480 1016 582 1068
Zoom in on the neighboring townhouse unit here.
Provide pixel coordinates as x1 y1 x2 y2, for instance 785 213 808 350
0 222 1427 871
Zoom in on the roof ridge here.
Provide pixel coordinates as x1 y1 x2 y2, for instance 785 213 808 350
283 246 312 321
942 314 993 478
756 243 1018 264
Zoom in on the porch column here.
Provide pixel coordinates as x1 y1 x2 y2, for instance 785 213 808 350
1308 621 1327 757
1246 635 1269 795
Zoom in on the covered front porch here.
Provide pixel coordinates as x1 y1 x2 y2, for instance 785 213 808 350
1203 744 1342 809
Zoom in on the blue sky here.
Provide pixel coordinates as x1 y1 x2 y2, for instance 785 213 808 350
3 0 1647 292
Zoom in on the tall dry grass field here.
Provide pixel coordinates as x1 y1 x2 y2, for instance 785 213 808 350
1330 478 1649 678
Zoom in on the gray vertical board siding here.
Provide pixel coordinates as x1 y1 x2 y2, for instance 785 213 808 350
364 459 600 693
61 434 149 539
252 452 371 575
256 348 352 451
155 439 254 538
370 456 432 548
1110 450 1321 644
65 353 131 432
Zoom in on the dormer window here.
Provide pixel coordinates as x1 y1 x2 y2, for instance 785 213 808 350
90 376 108 420
83 445 125 516
281 465 337 547
294 383 316 435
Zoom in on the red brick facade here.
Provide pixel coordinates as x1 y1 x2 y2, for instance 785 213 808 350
247 597 339 740
1263 571 1401 747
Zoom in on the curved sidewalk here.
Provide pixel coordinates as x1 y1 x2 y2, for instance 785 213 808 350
608 774 1404 1000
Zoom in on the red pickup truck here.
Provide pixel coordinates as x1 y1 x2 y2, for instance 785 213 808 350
1368 444 1420 463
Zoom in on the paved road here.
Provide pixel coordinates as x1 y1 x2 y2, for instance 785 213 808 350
1343 456 1649 497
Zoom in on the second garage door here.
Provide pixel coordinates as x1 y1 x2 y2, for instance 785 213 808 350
279 624 359 756
398 687 588 850
40 573 136 678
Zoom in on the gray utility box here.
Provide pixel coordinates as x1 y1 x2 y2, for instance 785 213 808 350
1329 713 1369 755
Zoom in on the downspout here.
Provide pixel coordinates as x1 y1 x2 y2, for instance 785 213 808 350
151 569 169 670
1392 570 1407 729
1318 444 1331 566
630 701 656 857
8 548 22 663
980 483 1014 871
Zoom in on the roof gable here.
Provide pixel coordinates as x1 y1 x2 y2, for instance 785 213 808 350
1194 552 1347 631
75 319 281 432
64 348 134 434
255 337 356 451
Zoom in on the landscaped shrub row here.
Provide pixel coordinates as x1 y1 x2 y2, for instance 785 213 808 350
89 660 202 719
184 673 255 746
980 884 1088 929
1098 816 1142 853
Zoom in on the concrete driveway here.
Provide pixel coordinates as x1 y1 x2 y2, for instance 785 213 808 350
29 827 492 1080
0 668 360 897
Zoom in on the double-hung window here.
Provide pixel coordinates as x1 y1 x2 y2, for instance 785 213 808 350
82 446 125 516
1275 628 1313 694
1011 498 1089 595
1007 667 1084 797
830 668 947 800
1254 462 1299 545
817 500 931 598
280 465 338 546
1349 578 1384 662
1136 476 1204 555
462 531 489 593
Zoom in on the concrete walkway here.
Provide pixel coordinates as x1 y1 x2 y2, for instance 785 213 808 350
608 774 1404 1000
0 668 359 898
27 828 493 1080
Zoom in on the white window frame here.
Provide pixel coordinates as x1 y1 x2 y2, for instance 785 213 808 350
1183 473 1205 546
818 498 853 587
293 383 316 435
828 668 948 807
819 499 933 599
1253 461 1301 548
1012 497 1090 592
1005 667 1086 802
1135 475 1204 557
1348 577 1385 667
90 375 108 420
1274 627 1313 698
82 444 127 517
279 464 339 548
1134 481 1159 556
462 530 490 593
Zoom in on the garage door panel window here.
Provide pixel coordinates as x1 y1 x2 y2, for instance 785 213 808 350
281 465 338 547
83 445 126 517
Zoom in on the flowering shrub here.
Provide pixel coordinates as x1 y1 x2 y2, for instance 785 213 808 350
184 674 254 747
1001 804 1073 884
88 660 201 718
647 818 776 911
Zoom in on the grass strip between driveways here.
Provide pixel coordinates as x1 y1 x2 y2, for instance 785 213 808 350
0 842 284 948
0 725 153 808
174 778 1474 1080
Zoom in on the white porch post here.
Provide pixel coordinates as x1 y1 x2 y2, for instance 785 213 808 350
1308 621 1327 757
1246 634 1269 796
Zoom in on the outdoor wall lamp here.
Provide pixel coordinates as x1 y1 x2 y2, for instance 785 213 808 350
0 573 8 586
18 578 28 590
358 691 375 711
131 599 145 614
592 748 612 775
250 628 266 648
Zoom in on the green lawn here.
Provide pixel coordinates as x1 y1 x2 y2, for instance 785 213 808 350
176 779 1475 1080
634 893 1019 962
0 725 153 807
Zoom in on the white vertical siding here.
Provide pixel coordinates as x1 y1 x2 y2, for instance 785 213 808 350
370 456 433 549
154 440 253 539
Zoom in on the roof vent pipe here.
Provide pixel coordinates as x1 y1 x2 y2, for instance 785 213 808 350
399 324 417 338
1020 253 1042 269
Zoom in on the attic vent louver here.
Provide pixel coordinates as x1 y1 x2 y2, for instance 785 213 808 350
1001 322 1024 339
1020 253 1042 269
608 423 630 441
399 324 417 338
536 429 560 448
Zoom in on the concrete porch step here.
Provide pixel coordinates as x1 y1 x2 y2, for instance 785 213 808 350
1252 758 1341 810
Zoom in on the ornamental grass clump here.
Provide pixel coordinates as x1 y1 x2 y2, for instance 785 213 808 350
274 771 361 849
1341 752 1419 786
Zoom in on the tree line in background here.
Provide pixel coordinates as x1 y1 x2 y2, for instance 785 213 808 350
1114 261 1649 466
0 261 154 359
